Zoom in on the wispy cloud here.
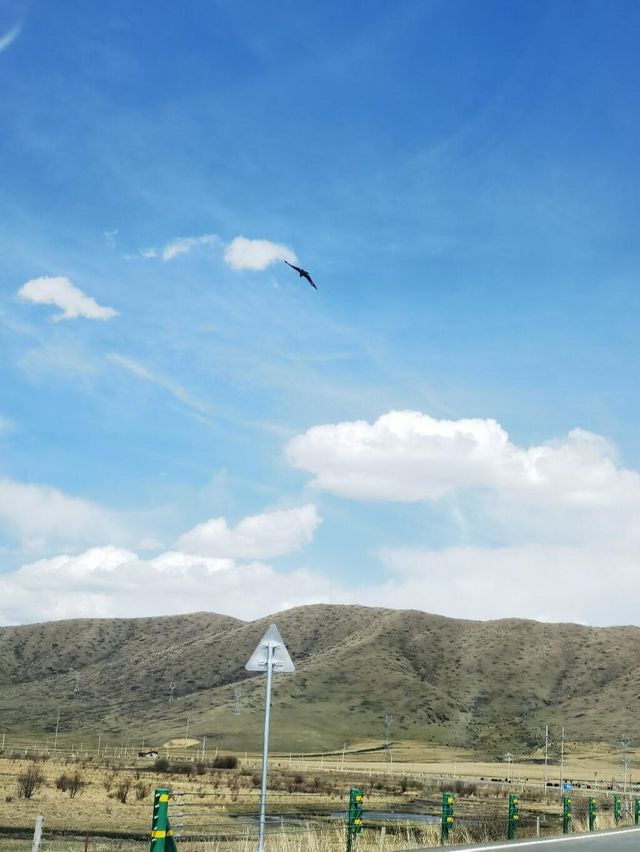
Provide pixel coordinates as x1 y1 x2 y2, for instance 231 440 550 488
0 21 21 54
20 343 99 383
17 276 118 321
224 236 297 270
162 233 218 261
107 353 209 416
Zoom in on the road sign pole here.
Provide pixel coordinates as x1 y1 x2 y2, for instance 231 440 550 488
257 641 274 852
246 624 295 852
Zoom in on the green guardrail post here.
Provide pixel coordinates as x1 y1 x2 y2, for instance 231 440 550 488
507 793 519 840
634 798 640 826
347 787 364 852
588 797 597 832
150 788 178 852
441 791 454 844
562 795 572 834
613 795 622 825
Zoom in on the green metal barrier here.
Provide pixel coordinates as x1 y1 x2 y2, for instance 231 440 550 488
150 788 178 852
507 793 519 840
562 795 572 834
347 787 364 852
613 795 622 825
441 791 454 844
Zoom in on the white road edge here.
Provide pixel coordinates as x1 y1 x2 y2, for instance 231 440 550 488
410 826 640 851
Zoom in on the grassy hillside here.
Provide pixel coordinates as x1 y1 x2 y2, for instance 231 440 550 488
0 605 638 752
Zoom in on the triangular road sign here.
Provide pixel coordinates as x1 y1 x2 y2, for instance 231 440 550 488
245 624 295 673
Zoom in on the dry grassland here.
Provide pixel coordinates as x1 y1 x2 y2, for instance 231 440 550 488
0 741 637 851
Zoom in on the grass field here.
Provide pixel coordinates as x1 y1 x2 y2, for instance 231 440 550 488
0 739 638 850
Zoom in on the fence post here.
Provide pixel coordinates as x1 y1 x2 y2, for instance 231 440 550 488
507 794 519 840
588 797 597 832
346 788 364 852
150 788 177 851
562 796 571 834
31 815 44 852
379 825 386 852
441 791 454 844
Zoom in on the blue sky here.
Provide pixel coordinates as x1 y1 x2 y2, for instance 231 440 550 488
1 0 639 626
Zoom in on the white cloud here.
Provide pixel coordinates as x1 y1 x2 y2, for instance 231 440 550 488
224 236 297 271
287 411 640 511
162 234 218 261
17 276 118 321
177 504 321 559
0 21 21 53
368 541 640 626
0 545 336 624
0 478 123 546
282 410 640 625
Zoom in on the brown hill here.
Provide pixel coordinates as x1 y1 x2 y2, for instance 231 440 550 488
0 605 638 752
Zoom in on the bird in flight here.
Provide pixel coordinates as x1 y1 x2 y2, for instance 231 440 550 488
284 260 317 290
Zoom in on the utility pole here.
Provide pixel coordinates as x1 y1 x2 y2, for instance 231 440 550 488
505 752 513 783
184 716 190 747
384 714 393 762
54 709 61 752
560 726 565 792
620 736 631 795
544 725 549 794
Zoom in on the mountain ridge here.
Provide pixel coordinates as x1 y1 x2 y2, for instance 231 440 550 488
1 604 638 752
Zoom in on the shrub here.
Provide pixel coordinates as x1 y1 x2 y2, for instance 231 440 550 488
212 755 238 769
173 762 195 776
154 757 170 772
17 763 45 799
135 781 150 801
55 770 85 798
114 779 131 804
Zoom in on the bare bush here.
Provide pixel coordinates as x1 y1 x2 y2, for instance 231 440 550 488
17 763 45 799
114 778 131 803
55 770 85 798
135 780 150 800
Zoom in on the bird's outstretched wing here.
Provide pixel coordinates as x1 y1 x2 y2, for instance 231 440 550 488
284 259 318 290
303 272 318 289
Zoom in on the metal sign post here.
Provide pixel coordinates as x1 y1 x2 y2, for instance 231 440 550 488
246 624 295 852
